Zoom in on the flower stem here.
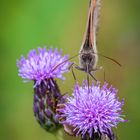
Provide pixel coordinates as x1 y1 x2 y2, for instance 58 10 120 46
54 129 64 140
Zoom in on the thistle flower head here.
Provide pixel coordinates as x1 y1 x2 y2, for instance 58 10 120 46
17 47 70 86
58 81 125 139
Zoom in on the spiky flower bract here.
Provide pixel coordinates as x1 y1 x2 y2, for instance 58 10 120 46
17 47 70 132
33 78 65 132
58 81 125 139
17 47 70 87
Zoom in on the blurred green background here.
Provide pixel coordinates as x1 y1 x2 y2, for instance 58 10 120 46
0 0 140 140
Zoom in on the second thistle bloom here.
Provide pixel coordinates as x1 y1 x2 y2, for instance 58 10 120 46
57 81 125 139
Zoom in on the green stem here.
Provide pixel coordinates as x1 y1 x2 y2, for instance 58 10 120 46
54 129 64 140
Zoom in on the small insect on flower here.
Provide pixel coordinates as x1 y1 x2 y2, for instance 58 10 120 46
57 80 126 140
17 47 71 132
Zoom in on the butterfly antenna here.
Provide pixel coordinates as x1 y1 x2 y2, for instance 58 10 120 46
69 63 77 81
97 52 122 67
51 53 79 73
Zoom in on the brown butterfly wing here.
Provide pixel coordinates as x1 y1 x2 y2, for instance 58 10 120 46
82 0 101 51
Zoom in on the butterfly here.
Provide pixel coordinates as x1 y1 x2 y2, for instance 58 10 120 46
52 0 121 82
69 0 121 81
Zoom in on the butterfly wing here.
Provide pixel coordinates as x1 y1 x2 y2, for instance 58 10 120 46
81 0 101 52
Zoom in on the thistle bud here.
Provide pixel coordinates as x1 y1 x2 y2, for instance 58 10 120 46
33 78 65 131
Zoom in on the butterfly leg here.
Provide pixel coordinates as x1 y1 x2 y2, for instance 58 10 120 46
88 66 103 81
68 62 86 80
88 72 97 81
69 62 87 81
73 63 98 84
68 62 77 81
102 67 106 82
94 66 106 81
91 66 107 82
74 65 85 71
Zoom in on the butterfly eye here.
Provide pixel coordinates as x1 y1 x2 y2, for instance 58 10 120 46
87 55 92 61
82 55 87 61
82 54 92 62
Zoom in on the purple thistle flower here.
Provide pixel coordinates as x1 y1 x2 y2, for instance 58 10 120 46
17 47 70 132
57 80 126 139
17 47 70 87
